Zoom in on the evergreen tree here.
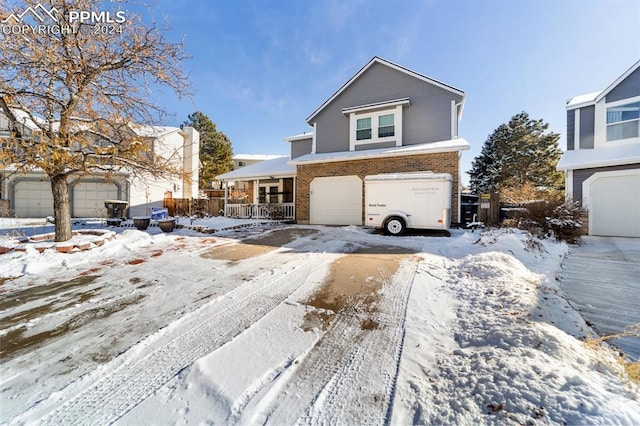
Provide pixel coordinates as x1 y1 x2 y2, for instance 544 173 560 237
468 112 564 196
183 111 233 188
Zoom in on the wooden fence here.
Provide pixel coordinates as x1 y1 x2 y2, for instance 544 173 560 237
163 198 229 217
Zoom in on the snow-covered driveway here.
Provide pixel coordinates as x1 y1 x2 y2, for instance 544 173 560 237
1 223 639 425
559 236 640 360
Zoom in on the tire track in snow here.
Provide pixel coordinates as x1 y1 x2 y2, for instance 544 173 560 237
260 257 418 425
34 240 346 426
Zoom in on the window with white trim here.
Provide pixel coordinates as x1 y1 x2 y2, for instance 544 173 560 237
606 101 640 141
356 117 372 140
378 114 395 137
349 107 402 150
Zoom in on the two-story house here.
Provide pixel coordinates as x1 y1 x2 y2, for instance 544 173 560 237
557 60 640 238
218 56 470 226
0 108 200 219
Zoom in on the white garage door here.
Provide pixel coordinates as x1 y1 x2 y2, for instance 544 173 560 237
13 180 55 218
586 170 640 237
73 181 119 218
310 175 362 225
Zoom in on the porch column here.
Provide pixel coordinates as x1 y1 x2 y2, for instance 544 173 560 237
224 180 228 216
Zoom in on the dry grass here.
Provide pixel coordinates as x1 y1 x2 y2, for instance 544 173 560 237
584 323 640 386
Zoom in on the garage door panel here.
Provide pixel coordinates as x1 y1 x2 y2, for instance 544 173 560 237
73 182 119 217
588 171 640 238
14 180 54 218
310 176 362 225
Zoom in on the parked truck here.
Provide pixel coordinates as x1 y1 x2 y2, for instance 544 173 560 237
364 172 452 235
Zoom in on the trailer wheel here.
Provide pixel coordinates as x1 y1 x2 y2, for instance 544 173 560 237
384 217 405 235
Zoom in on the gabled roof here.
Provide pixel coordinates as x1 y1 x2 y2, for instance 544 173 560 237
306 56 465 124
216 156 295 180
595 59 640 103
566 59 640 110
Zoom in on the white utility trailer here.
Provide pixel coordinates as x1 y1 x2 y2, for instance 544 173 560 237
365 172 452 235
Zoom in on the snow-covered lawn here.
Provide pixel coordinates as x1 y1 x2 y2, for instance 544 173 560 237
1 219 638 424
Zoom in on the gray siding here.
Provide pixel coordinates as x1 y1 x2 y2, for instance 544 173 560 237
579 106 595 149
572 163 640 201
566 110 575 150
606 68 640 103
354 141 396 151
290 138 313 159
312 62 463 154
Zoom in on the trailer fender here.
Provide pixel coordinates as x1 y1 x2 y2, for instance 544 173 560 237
382 211 410 225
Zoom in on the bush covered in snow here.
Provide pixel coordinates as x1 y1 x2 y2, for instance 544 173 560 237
514 198 586 243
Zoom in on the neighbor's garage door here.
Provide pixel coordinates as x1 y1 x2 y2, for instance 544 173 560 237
587 171 640 237
310 175 362 225
73 181 119 218
13 180 54 218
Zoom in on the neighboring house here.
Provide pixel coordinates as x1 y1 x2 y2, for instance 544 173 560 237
557 60 640 238
233 154 284 169
218 56 470 225
0 109 200 218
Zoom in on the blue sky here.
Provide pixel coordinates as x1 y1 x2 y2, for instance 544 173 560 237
152 0 639 184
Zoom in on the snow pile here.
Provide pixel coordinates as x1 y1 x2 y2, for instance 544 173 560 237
394 230 639 424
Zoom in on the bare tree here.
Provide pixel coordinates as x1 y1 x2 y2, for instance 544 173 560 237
0 0 191 241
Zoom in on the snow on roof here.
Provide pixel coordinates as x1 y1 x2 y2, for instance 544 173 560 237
232 154 285 161
565 91 602 109
290 138 470 165
556 143 640 170
131 125 181 138
364 172 452 181
6 108 46 130
284 133 314 142
217 155 294 180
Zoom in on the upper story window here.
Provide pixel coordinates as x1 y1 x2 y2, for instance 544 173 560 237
344 98 409 151
378 114 395 137
356 117 372 140
606 101 640 141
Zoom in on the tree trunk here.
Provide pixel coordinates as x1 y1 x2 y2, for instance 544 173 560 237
51 174 73 242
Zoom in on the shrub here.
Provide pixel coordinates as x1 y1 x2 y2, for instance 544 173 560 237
514 198 586 243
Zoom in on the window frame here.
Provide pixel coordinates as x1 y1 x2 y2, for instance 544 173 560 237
595 95 640 148
348 104 404 151
606 100 640 142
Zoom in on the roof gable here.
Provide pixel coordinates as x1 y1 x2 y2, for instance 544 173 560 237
595 59 640 103
306 56 465 124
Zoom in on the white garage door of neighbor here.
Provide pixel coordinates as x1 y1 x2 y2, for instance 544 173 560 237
310 175 362 225
13 180 55 218
587 171 640 237
73 181 119 218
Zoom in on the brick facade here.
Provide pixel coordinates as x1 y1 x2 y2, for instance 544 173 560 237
295 151 460 225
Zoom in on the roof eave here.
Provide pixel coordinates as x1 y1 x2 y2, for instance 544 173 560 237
594 59 640 103
306 56 465 125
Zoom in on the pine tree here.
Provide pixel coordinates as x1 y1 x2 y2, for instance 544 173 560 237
183 111 233 188
468 112 564 197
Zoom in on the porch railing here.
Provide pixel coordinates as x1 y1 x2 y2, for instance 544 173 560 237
225 203 295 220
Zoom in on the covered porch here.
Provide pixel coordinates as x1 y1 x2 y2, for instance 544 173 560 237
216 156 297 221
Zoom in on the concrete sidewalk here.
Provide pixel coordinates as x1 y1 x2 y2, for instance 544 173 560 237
558 236 640 361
